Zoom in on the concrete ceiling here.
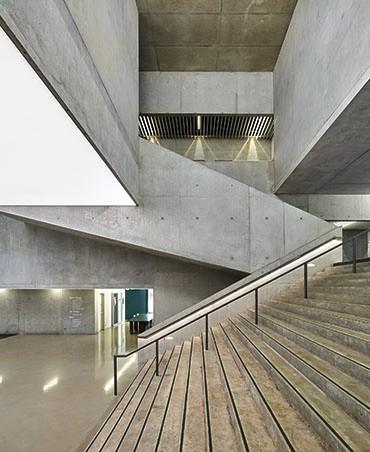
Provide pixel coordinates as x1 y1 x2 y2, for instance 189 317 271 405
137 0 297 71
277 79 370 195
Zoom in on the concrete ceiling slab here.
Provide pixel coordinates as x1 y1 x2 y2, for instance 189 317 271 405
277 79 370 195
137 0 297 71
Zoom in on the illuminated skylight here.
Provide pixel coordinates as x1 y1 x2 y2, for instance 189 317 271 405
0 27 135 206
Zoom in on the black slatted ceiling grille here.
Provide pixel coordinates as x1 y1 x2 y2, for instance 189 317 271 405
139 114 274 140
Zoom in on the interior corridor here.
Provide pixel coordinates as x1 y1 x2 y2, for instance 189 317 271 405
0 324 138 452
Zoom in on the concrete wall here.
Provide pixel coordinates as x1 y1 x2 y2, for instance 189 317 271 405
0 289 95 335
0 215 239 327
0 0 140 200
0 139 333 274
279 194 370 221
140 72 273 113
201 161 273 193
274 0 370 191
158 138 272 161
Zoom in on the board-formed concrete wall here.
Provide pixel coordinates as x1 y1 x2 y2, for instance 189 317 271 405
273 0 370 192
0 0 140 200
140 72 273 114
0 215 240 328
0 139 333 273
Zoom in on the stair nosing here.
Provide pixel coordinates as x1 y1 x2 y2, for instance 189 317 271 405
239 313 370 413
229 318 369 452
261 304 370 344
252 308 370 372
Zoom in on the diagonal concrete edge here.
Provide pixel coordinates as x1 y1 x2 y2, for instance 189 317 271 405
0 139 334 274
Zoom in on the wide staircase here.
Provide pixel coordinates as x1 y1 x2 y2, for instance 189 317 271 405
85 262 370 451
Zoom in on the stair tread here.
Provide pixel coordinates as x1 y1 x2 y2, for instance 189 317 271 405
276 295 370 310
211 326 278 451
262 303 370 343
256 309 370 370
230 318 370 451
106 351 172 450
87 358 155 451
239 312 370 409
182 336 208 451
219 322 325 451
135 345 182 452
271 299 370 324
157 341 192 451
204 338 241 452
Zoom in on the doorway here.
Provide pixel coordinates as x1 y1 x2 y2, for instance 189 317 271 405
99 293 105 331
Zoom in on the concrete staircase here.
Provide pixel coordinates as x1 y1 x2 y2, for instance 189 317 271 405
85 262 370 451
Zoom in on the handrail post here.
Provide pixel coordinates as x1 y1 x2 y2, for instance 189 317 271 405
113 355 118 396
353 237 357 273
304 262 308 299
255 288 258 324
155 340 159 376
205 313 209 350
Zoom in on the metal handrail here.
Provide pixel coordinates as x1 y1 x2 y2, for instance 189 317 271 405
113 229 368 395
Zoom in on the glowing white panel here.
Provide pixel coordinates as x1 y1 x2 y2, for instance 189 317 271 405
0 27 135 205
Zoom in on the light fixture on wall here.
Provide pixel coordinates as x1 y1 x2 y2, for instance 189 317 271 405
0 289 6 293
197 115 202 131
52 289 62 294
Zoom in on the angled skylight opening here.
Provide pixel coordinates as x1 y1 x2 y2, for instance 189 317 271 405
0 26 135 206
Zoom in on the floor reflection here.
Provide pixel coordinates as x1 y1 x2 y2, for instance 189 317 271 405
0 323 138 452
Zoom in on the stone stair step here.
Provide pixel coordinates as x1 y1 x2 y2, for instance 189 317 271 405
156 341 192 451
239 312 370 431
296 290 370 304
219 321 325 452
135 345 183 452
247 309 370 385
324 263 370 275
182 336 208 451
273 296 370 318
86 358 154 451
104 350 172 450
203 334 241 452
267 299 370 334
211 326 279 451
260 304 370 355
229 317 370 451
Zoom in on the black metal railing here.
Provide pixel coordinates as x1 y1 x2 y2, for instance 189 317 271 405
113 229 368 395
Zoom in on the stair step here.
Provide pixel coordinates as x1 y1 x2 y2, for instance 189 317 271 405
325 263 370 275
260 304 370 355
239 313 370 431
203 335 241 451
229 317 370 451
274 296 370 319
135 345 183 451
211 326 278 451
268 299 370 333
104 350 173 450
86 358 155 451
296 290 370 304
219 322 325 451
156 341 192 450
249 309 370 385
182 336 208 450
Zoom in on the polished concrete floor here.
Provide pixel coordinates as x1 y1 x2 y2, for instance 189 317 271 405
0 324 139 452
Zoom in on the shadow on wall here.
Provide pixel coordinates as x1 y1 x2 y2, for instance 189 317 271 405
151 137 272 161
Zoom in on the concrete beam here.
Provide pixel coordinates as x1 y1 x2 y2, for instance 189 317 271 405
0 0 140 200
0 139 333 274
279 194 370 221
274 0 370 194
0 215 239 326
140 72 273 113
